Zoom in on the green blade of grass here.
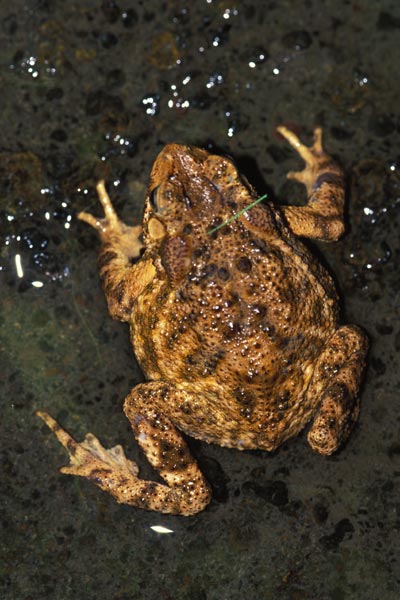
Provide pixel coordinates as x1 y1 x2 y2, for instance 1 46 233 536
207 193 268 235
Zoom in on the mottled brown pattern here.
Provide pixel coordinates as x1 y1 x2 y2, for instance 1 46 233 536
37 126 368 515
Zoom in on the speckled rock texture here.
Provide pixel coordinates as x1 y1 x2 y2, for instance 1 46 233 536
1 1 399 599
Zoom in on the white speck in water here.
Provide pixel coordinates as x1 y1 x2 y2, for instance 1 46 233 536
15 254 24 278
222 8 238 19
150 525 174 534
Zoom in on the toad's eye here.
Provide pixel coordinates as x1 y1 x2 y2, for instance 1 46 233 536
149 186 159 209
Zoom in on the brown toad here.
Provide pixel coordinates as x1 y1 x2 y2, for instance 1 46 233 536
37 126 368 515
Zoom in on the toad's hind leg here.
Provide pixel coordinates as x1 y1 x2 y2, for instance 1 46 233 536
306 325 368 455
36 382 211 516
277 126 346 241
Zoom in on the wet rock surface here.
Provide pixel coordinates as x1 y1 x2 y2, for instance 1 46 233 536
1 1 399 599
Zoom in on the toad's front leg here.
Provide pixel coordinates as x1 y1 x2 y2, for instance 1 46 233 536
277 126 346 241
79 181 155 321
37 382 211 516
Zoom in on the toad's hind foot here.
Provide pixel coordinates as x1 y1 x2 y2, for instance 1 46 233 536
36 407 211 516
36 411 139 479
306 325 368 455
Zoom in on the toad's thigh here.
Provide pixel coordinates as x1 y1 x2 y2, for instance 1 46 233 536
125 381 256 449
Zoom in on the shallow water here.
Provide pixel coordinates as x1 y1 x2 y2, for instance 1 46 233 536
1 1 399 599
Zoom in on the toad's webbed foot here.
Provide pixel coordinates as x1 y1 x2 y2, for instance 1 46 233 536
78 181 154 321
78 180 142 258
37 409 139 477
277 126 346 241
277 126 326 192
36 386 212 516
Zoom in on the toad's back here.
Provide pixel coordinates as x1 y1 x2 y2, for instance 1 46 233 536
130 195 340 444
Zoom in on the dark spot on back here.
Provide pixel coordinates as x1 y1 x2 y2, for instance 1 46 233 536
218 267 230 280
251 303 267 319
225 292 240 307
224 320 243 338
185 349 224 375
234 387 256 406
203 263 217 277
261 322 275 335
179 402 192 415
193 245 207 259
208 216 222 232
236 256 252 273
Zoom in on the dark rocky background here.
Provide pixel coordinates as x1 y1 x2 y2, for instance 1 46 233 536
1 1 399 598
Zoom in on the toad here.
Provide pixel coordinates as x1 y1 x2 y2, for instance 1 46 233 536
37 126 368 515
